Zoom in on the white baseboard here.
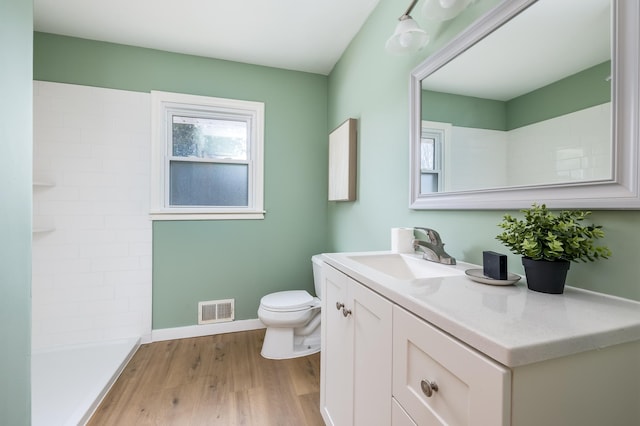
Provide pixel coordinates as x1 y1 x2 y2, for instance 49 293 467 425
151 318 266 342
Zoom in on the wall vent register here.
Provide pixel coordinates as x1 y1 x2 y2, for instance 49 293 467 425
198 299 235 324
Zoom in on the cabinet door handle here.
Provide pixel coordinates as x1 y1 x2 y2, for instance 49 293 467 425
336 302 345 310
342 308 352 317
420 379 438 397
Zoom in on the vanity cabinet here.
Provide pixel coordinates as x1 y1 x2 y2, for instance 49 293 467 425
320 264 393 426
320 253 640 426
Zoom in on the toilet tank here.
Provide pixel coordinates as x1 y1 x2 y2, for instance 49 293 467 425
311 255 324 299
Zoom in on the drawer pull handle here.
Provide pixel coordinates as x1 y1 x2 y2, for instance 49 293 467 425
342 308 352 317
336 302 345 310
421 379 438 397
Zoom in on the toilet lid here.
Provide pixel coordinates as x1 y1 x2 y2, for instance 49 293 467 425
261 290 315 311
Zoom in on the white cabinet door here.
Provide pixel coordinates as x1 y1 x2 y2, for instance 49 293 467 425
321 265 393 426
321 265 353 426
351 277 392 425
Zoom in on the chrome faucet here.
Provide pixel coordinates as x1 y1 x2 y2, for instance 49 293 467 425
412 227 456 265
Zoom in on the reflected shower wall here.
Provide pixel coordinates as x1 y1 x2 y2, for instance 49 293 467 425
440 102 611 192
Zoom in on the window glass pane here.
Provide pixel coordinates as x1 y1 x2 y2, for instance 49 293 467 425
170 162 248 207
421 172 439 193
172 116 247 160
421 138 436 170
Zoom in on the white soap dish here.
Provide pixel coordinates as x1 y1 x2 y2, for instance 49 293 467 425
465 268 521 286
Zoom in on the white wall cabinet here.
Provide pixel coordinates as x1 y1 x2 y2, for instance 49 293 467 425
320 263 392 426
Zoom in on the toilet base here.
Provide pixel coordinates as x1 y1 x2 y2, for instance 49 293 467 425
261 325 321 360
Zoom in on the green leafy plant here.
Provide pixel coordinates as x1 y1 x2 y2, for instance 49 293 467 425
496 203 612 262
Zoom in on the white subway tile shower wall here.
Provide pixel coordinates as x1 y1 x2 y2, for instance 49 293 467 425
507 103 611 186
32 81 152 350
442 103 611 192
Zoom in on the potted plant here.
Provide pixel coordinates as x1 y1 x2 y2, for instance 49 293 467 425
496 203 611 294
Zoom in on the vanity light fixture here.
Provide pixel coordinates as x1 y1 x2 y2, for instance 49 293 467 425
385 0 429 55
386 0 474 55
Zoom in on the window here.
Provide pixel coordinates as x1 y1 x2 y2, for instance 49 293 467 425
151 91 264 220
420 129 444 193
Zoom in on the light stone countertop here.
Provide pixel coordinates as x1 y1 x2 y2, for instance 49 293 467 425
321 251 640 368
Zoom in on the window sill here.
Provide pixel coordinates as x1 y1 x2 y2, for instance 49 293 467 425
150 211 265 221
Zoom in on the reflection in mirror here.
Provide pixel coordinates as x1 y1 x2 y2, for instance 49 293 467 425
421 0 611 194
420 122 446 192
409 0 640 209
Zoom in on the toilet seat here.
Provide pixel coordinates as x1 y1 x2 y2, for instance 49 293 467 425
260 290 318 312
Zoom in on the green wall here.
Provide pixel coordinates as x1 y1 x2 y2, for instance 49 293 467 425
0 0 32 423
422 90 507 130
34 33 329 328
506 61 611 129
327 0 639 302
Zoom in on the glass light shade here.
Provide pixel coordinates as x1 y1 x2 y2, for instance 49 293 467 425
422 0 471 21
385 17 429 55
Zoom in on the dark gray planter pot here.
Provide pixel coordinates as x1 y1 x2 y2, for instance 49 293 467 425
522 257 571 294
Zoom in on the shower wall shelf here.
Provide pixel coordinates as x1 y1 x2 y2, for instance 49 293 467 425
32 227 55 234
33 180 56 234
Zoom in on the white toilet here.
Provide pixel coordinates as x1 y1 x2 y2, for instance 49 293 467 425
258 255 323 359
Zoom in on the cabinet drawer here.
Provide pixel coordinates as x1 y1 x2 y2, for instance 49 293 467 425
393 306 510 426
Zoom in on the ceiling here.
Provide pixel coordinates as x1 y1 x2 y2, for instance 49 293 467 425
33 0 381 75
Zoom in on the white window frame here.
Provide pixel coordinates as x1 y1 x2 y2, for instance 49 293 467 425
150 91 265 220
420 120 451 193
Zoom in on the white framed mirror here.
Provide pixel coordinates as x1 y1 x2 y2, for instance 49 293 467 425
410 0 640 209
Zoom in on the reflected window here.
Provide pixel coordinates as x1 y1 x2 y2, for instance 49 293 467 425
420 129 443 193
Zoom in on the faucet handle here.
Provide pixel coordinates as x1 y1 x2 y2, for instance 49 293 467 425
414 227 443 245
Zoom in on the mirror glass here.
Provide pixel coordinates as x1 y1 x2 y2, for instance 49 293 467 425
420 0 611 194
410 0 640 209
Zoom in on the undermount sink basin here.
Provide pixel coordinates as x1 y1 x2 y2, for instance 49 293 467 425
346 253 463 280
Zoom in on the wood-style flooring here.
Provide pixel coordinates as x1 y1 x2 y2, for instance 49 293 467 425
88 329 324 426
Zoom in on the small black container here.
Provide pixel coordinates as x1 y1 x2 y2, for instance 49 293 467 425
522 257 571 294
483 251 507 280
